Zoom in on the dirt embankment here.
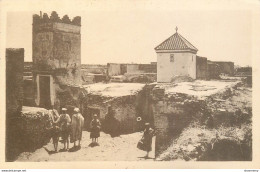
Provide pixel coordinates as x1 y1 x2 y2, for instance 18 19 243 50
158 85 252 161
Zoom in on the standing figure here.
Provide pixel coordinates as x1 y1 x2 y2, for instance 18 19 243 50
51 108 60 152
54 108 71 151
47 107 60 152
90 114 101 144
71 108 85 148
138 123 155 158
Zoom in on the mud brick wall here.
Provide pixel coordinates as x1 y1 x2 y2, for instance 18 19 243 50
196 56 207 79
6 48 24 117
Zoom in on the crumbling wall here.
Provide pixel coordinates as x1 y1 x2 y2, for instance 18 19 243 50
151 86 204 156
82 85 154 136
196 56 207 79
155 80 251 161
83 94 139 135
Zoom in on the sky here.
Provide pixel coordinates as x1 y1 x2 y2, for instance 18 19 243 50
6 7 252 66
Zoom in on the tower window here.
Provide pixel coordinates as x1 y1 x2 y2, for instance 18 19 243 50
170 54 174 62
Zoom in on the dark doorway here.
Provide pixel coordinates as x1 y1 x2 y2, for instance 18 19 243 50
39 75 51 109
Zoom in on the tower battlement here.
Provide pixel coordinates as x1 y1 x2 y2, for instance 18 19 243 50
33 11 81 26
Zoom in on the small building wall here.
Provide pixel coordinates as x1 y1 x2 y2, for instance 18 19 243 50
196 56 208 79
157 52 197 82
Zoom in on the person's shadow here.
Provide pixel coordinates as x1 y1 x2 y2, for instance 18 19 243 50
68 146 81 152
43 147 57 155
88 142 100 147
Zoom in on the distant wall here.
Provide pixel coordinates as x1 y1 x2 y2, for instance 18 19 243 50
126 64 157 74
196 56 208 79
81 64 107 74
207 61 221 79
212 61 234 76
107 63 122 76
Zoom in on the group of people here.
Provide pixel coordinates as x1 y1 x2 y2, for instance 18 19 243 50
50 107 101 152
49 106 155 158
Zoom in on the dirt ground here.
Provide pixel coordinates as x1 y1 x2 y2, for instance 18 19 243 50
16 131 155 161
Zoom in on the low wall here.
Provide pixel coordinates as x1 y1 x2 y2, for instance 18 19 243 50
6 107 53 161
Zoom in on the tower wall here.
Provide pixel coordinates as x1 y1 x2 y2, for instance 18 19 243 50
32 12 82 109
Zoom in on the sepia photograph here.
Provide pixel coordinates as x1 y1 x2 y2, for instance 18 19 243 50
1 0 260 169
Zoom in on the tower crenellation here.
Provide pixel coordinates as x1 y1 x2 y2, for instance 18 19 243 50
33 11 81 26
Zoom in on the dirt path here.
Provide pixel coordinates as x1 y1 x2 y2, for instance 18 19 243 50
16 131 155 161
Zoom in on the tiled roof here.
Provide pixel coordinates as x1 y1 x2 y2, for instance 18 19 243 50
155 32 198 52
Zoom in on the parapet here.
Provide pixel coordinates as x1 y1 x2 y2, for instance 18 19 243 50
33 11 81 26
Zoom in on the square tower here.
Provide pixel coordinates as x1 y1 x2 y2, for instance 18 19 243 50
32 11 81 109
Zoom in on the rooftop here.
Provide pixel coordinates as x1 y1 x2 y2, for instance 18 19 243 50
155 27 198 53
84 83 145 97
157 80 241 99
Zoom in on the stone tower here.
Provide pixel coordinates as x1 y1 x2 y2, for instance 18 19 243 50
32 11 81 109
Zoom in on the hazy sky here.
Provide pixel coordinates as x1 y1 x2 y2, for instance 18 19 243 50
6 9 252 66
